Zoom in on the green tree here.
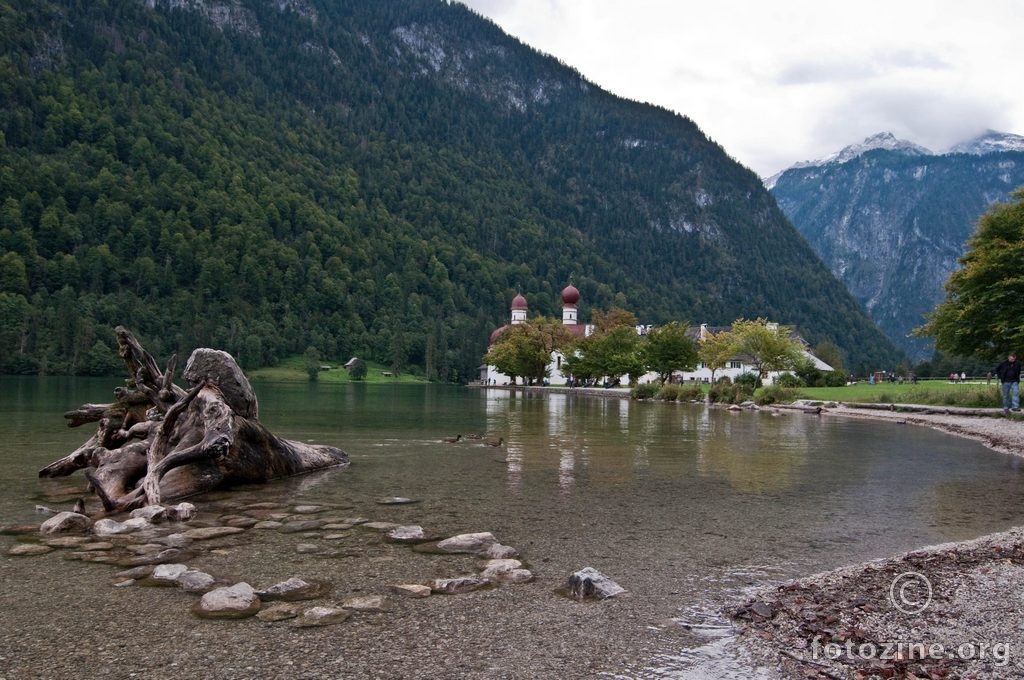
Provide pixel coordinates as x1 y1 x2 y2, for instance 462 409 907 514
698 327 735 383
565 325 644 386
730 318 804 380
485 317 573 384
643 321 698 383
303 345 320 381
919 188 1024 360
347 357 367 381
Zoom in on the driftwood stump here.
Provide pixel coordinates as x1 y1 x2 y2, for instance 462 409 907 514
39 327 349 512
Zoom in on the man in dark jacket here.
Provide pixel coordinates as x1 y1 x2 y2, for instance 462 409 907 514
996 353 1021 413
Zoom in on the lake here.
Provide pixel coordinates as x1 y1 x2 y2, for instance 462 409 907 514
3 377 1024 678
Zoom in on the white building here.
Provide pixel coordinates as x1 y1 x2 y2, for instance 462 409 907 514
482 289 832 386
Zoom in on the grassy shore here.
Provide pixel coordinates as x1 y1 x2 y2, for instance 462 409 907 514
247 356 427 384
794 378 1002 408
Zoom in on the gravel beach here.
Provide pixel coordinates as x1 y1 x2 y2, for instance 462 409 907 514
734 403 1024 679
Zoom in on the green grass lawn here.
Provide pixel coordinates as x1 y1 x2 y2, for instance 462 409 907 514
794 379 1002 408
247 356 427 384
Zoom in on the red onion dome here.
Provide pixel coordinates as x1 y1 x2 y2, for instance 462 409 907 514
560 283 580 305
511 293 528 310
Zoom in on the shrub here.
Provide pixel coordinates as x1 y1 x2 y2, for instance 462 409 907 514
824 370 848 387
708 382 754 404
677 384 703 401
735 372 761 389
774 373 804 388
755 385 799 405
657 383 680 401
631 383 658 400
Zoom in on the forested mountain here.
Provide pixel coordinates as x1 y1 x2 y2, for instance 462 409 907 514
770 132 1024 362
0 0 901 379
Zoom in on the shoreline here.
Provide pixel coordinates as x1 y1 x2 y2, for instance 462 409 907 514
475 384 1024 678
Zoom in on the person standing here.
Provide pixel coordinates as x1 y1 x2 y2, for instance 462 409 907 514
996 353 1021 414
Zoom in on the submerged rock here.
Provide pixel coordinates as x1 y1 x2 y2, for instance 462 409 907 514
430 576 492 594
293 606 351 627
387 525 427 543
193 583 261 619
257 577 332 602
39 512 91 535
256 602 302 622
390 584 432 599
8 543 53 556
436 532 496 554
130 505 168 522
566 567 625 600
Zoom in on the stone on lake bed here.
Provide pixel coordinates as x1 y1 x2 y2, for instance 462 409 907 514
178 570 217 593
167 502 197 522
193 583 261 619
436 532 497 554
257 577 332 602
256 602 302 622
566 567 625 600
430 576 492 594
149 563 190 585
390 584 432 598
130 505 167 522
8 543 53 556
182 526 245 540
278 520 326 533
341 595 387 612
293 606 351 627
482 543 519 560
376 497 418 505
295 543 320 554
92 517 150 537
42 536 90 548
361 521 400 531
387 525 426 542
115 565 154 579
39 511 91 535
293 505 325 514
253 521 284 530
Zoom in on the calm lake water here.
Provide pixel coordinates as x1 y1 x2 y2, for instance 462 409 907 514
4 377 1024 677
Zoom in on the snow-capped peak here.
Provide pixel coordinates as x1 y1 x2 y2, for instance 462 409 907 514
947 130 1024 155
818 132 933 165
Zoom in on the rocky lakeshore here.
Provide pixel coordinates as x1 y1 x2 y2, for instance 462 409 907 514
734 404 1024 679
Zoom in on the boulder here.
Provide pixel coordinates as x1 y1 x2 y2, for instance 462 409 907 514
257 577 331 602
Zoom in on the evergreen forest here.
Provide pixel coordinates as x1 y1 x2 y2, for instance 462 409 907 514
0 0 903 379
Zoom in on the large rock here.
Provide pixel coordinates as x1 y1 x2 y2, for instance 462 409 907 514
293 606 351 627
566 567 625 600
193 583 261 619
183 348 258 418
39 512 92 535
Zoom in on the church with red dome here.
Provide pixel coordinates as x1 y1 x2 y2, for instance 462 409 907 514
481 284 593 385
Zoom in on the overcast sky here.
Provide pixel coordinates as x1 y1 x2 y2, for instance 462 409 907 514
460 0 1024 178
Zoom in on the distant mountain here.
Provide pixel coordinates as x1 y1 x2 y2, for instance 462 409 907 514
770 132 1024 362
0 0 901 377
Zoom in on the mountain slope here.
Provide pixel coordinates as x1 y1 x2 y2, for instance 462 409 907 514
770 133 1024 361
0 0 901 377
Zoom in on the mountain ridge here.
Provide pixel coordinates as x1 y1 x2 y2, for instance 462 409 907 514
0 0 901 376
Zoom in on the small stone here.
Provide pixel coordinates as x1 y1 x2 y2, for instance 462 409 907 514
293 606 351 627
130 505 167 522
376 497 418 505
436 532 496 554
193 583 261 619
224 517 259 528
178 570 217 593
8 543 53 556
256 602 302 622
167 502 197 522
482 543 519 560
430 576 491 594
387 525 426 542
183 526 245 541
253 521 284 530
361 522 400 531
295 543 320 554
39 512 91 535
479 558 522 581
278 520 325 533
43 536 90 548
390 584 432 598
293 505 324 514
566 567 625 600
150 563 190 585
341 595 387 612
257 577 332 602
113 579 136 588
